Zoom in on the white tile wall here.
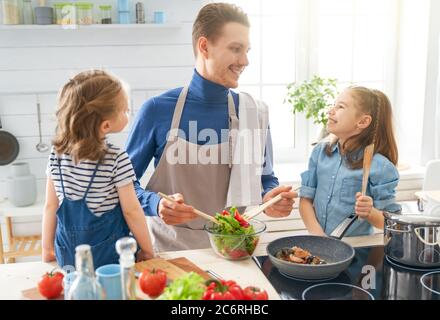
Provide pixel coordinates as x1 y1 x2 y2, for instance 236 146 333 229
0 0 207 249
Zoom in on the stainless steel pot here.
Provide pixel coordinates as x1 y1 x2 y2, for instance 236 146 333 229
384 211 440 268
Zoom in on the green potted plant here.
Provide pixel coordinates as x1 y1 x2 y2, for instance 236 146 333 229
285 75 339 143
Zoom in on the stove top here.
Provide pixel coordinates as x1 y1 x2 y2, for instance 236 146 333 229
253 246 440 300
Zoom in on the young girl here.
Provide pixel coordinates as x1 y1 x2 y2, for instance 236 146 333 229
299 86 401 237
42 70 155 268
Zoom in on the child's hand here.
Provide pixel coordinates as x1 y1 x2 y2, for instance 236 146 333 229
42 248 56 262
136 249 155 262
355 192 373 219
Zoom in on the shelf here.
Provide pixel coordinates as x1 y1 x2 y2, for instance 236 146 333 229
0 23 183 30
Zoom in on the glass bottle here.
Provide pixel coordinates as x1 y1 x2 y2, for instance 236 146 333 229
22 0 33 24
115 237 137 300
66 244 105 300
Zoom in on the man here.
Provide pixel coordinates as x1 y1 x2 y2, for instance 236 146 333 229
126 3 297 251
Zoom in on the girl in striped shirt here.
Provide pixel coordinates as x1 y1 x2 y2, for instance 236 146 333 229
42 70 154 268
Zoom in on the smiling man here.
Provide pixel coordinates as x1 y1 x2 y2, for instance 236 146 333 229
126 2 297 251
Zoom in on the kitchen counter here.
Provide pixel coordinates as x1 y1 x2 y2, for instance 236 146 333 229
0 229 383 300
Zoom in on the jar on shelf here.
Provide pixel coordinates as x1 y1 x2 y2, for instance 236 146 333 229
54 2 76 25
22 0 33 25
6 162 37 207
99 5 112 24
75 2 94 25
1 0 22 25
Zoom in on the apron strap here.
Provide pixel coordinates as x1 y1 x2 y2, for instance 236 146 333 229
227 92 239 168
83 161 100 199
57 157 66 197
169 87 189 139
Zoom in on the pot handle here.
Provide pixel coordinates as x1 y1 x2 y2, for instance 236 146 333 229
414 227 440 246
385 222 412 233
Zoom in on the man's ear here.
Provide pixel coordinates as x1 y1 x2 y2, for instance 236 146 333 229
197 36 209 59
100 120 111 135
357 114 372 129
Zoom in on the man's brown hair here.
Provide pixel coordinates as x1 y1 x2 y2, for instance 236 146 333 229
192 2 250 56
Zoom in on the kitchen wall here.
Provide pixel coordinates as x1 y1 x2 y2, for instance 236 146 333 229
0 0 208 247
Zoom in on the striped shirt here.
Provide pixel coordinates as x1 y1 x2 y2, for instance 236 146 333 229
46 144 136 216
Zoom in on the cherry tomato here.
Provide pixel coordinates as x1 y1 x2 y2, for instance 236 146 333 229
243 286 269 300
203 279 244 300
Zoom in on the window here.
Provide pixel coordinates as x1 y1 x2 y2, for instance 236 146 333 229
221 0 399 163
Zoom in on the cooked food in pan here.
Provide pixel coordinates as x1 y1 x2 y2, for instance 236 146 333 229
275 246 327 265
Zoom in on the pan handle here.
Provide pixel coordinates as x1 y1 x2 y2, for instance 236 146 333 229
330 213 358 239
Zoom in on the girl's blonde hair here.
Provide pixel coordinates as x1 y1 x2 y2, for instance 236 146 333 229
326 86 398 168
53 70 124 163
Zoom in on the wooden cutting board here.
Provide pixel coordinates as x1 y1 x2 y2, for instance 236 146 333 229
22 287 64 300
135 257 211 280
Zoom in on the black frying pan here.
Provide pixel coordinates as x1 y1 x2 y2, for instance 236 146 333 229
266 214 359 280
0 115 19 165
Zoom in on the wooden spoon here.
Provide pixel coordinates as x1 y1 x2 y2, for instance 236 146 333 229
157 192 219 224
362 143 374 196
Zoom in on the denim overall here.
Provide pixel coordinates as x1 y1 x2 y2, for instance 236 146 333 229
54 159 129 269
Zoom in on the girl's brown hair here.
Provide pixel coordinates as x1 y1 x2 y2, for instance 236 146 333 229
192 2 250 56
326 86 398 168
53 70 124 163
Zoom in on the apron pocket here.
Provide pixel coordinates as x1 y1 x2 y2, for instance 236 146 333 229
55 243 74 268
90 234 119 269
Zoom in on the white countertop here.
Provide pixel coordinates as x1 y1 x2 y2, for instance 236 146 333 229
0 229 383 300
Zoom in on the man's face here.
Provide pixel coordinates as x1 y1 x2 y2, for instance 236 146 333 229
203 22 250 88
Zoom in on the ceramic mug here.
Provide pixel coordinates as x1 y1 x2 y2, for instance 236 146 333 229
95 264 122 300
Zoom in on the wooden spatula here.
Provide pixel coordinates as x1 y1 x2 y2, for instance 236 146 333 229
157 192 219 224
359 143 374 221
362 143 375 196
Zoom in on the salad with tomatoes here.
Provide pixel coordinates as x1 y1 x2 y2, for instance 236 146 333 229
205 207 265 260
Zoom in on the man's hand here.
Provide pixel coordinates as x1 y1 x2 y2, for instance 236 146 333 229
158 193 198 225
355 192 373 219
136 249 155 262
263 186 297 218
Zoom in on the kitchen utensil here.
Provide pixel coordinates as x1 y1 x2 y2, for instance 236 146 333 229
242 186 300 221
266 235 355 280
0 115 19 165
333 143 375 230
383 210 440 268
361 143 374 196
35 96 49 153
266 213 357 280
158 192 219 224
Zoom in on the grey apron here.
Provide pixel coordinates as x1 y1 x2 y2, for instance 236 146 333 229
146 87 239 251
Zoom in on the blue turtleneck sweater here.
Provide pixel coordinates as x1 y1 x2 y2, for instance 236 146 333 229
126 70 279 216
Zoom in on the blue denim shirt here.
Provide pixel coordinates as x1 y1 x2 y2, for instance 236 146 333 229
300 142 401 236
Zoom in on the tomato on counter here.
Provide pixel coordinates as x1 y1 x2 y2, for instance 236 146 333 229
139 268 167 298
37 269 64 299
202 279 244 300
243 286 269 300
